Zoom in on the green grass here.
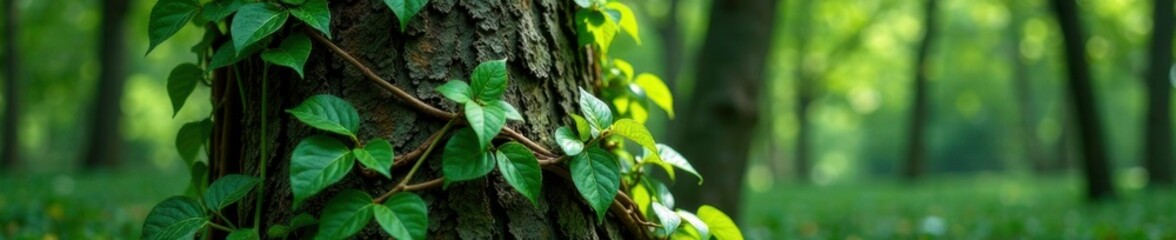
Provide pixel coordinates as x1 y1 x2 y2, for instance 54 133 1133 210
742 175 1176 239
0 168 187 240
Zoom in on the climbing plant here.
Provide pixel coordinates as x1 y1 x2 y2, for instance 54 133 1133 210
142 0 742 239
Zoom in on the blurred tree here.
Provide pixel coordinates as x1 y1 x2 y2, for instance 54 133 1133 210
83 0 129 168
1051 0 1116 200
904 0 938 180
1005 0 1048 173
657 0 683 89
2 0 19 169
1144 0 1174 187
671 0 778 220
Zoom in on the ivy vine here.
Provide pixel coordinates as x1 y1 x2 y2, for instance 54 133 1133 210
143 0 743 239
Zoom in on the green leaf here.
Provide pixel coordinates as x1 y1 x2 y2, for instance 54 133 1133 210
604 2 640 45
609 119 658 158
676 210 711 240
570 113 591 141
282 0 306 5
227 228 260 240
267 213 318 238
261 33 313 78
697 205 743 240
147 0 200 54
291 0 332 38
652 202 681 236
187 161 209 196
612 59 634 82
495 142 542 206
231 3 288 54
574 0 591 8
436 80 472 104
167 65 203 117
315 190 374 240
354 139 395 179
656 144 702 184
648 179 675 208
209 40 266 70
191 25 218 55
203 174 260 211
202 0 245 23
489 100 523 122
578 88 613 134
290 135 355 208
464 102 507 147
441 128 495 186
554 126 584 156
630 182 651 215
374 192 428 240
469 59 509 103
635 73 674 118
382 0 429 31
141 196 208 240
176 119 213 165
570 147 620 223
287 94 362 138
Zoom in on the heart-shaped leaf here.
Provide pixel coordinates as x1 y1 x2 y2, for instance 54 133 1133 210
141 196 208 240
382 0 429 31
469 59 508 103
203 174 260 211
354 139 394 179
290 0 332 38
464 103 506 148
167 63 203 117
698 205 743 240
231 2 288 54
374 192 428 240
554 126 584 156
570 147 620 223
146 0 200 54
441 128 495 186
287 94 362 138
635 73 673 117
578 88 612 133
290 135 355 208
175 119 213 165
495 142 542 206
261 33 313 78
315 190 374 240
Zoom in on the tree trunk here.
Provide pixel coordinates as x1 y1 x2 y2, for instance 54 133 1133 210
792 0 813 183
904 0 937 180
82 0 129 168
1051 0 1116 201
1143 0 1174 188
670 0 778 221
2 0 19 169
1006 3 1047 173
657 0 682 90
212 0 638 238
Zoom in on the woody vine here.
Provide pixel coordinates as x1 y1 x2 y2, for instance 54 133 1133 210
142 0 743 239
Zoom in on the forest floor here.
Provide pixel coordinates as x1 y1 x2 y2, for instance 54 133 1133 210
2 169 1174 239
742 174 1176 239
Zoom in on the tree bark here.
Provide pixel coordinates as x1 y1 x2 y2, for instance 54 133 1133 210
212 0 640 238
670 0 778 221
82 0 129 168
2 0 20 169
1051 0 1117 201
1143 0 1174 188
904 0 937 180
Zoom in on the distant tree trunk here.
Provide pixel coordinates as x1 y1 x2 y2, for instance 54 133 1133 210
904 0 937 180
792 0 814 183
211 0 641 238
670 0 778 221
82 0 129 168
1006 4 1047 173
1051 0 1116 201
658 0 682 90
1143 0 1174 188
2 0 20 169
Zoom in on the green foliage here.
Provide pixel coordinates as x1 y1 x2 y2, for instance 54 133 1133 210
698 205 743 240
316 190 374 240
291 0 332 38
287 94 362 139
651 202 680 236
609 118 658 159
382 0 429 31
261 33 313 78
634 73 673 117
570 147 621 223
175 119 212 165
226 228 260 240
469 59 509 103
167 63 203 117
209 41 265 70
436 80 472 104
203 0 245 23
676 210 710 240
554 126 584 156
604 2 639 45
490 100 523 122
147 0 200 54
290 135 355 208
441 128 495 186
464 102 507 147
579 88 613 135
495 142 543 206
374 193 429 240
267 213 318 238
354 139 395 179
140 196 207 240
655 144 702 184
570 114 592 141
203 174 261 211
231 3 288 53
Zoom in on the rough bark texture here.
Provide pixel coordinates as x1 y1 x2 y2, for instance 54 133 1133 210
904 0 936 180
1143 0 1174 188
2 0 19 169
83 0 129 168
1051 0 1116 201
670 0 778 221
212 0 638 238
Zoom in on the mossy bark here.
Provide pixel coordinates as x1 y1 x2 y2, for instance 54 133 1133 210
210 0 636 238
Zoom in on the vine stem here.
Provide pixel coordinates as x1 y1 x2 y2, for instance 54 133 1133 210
254 62 269 229
375 119 456 203
213 211 238 229
208 222 234 232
